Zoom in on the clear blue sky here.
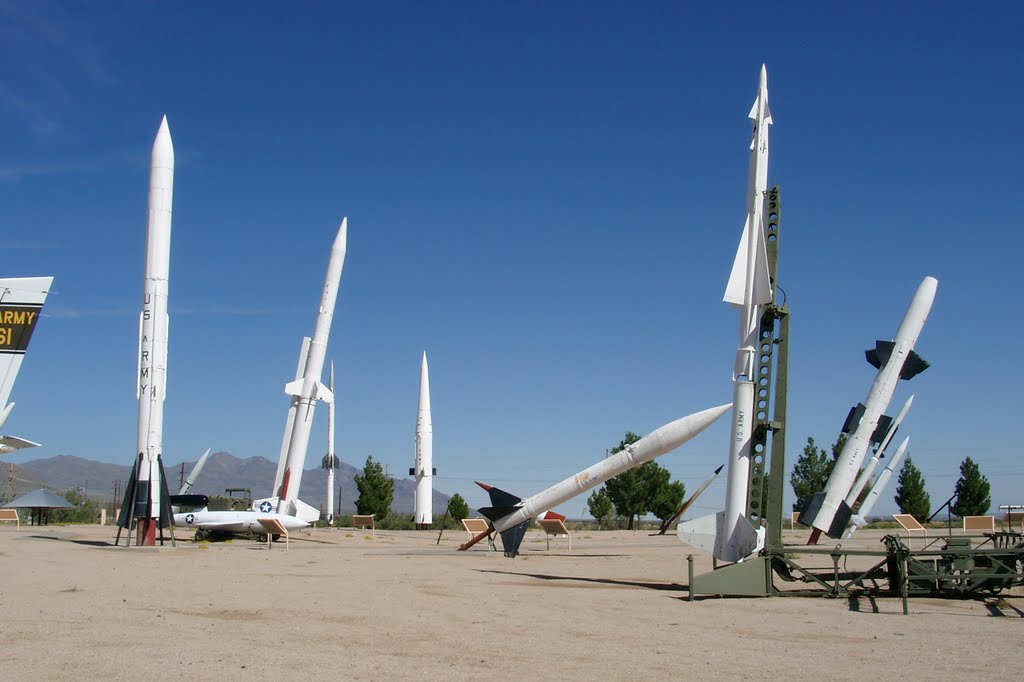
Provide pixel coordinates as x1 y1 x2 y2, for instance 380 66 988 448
1 2 1021 520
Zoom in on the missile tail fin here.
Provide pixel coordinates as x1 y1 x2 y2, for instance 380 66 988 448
498 521 530 558
474 481 522 508
724 220 772 306
899 351 930 380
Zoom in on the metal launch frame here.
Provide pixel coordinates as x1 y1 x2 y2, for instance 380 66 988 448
686 187 1024 610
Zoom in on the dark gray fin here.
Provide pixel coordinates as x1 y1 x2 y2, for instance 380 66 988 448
499 521 530 558
116 454 141 529
475 481 522 508
798 491 825 527
870 415 893 445
825 501 852 538
841 404 865 434
477 506 520 523
157 455 174 530
865 340 894 369
899 350 929 380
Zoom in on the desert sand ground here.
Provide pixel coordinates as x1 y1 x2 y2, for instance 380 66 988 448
0 523 1020 680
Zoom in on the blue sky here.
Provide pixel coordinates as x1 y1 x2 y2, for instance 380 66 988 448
1 2 1021 520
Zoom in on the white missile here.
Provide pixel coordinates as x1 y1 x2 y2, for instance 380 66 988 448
466 403 731 557
843 395 913 507
323 362 338 525
178 448 211 495
272 219 347 516
133 115 174 546
846 436 910 538
677 65 772 563
411 351 434 528
804 276 937 539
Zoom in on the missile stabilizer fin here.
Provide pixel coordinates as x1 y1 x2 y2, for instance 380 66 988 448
724 220 773 306
499 521 530 558
799 492 852 539
474 481 524 525
865 341 930 380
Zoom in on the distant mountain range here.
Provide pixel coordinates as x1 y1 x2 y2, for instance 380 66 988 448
9 451 449 516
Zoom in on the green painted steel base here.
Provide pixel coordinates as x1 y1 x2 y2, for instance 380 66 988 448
688 555 771 597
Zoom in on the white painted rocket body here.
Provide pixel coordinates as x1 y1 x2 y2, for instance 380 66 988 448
325 362 337 524
412 352 433 528
473 403 731 556
134 116 173 546
272 220 347 517
678 65 772 563
178 448 211 495
844 395 913 507
805 277 936 538
846 436 910 538
0 276 53 454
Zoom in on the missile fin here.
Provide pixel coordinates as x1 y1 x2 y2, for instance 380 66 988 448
797 491 825 527
865 340 894 370
841 403 866 434
677 512 720 555
724 219 772 306
870 415 893 445
477 506 520 523
899 351 930 380
498 521 530 558
475 481 522 508
825 501 852 539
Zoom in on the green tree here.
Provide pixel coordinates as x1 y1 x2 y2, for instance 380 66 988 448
447 493 469 522
586 487 613 528
894 455 931 522
650 479 686 526
353 455 394 518
50 489 100 524
605 432 646 529
950 457 991 517
790 437 836 512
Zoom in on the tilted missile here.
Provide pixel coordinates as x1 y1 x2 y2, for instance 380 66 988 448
843 395 913 507
656 464 722 535
678 65 772 562
463 403 731 557
272 220 347 516
802 277 936 539
178 448 212 495
846 437 910 537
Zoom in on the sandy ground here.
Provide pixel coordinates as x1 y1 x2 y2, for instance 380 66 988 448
0 524 1020 680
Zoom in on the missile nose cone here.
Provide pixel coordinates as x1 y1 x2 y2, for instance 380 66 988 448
152 115 174 166
759 64 768 88
333 217 348 253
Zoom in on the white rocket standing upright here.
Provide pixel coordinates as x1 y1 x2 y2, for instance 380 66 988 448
803 276 937 540
134 115 174 546
411 352 434 528
324 362 338 524
678 65 772 563
271 219 347 518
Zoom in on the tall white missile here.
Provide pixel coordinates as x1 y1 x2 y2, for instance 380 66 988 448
272 219 347 517
804 276 937 539
411 352 434 528
846 436 910 538
843 395 913 507
466 403 731 557
678 65 772 563
133 115 173 546
323 362 338 525
179 448 211 495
